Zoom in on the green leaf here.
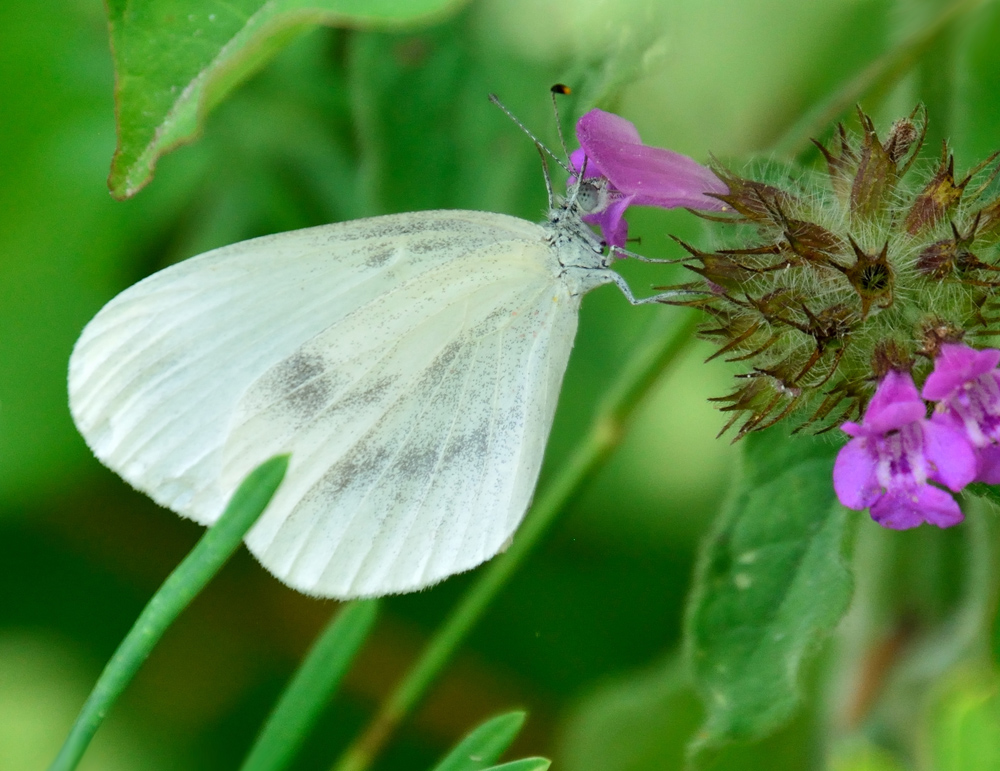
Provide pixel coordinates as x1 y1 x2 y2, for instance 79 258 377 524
430 711 526 771
966 482 1000 510
239 599 379 771
481 760 550 771
106 0 467 199
686 428 853 753
49 455 289 771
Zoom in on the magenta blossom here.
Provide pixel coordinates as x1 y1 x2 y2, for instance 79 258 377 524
922 342 1000 483
833 370 976 529
570 109 729 247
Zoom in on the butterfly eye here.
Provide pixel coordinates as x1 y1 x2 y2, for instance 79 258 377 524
575 178 609 214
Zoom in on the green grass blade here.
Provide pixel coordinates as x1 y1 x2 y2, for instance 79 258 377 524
482 759 550 771
429 711 526 771
49 454 289 771
240 599 380 771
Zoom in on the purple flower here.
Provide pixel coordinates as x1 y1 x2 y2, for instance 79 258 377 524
570 109 729 247
922 342 1000 483
833 370 976 529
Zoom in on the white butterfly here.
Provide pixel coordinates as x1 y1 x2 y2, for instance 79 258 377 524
68 128 674 599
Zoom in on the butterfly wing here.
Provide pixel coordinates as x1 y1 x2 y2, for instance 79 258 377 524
70 209 581 597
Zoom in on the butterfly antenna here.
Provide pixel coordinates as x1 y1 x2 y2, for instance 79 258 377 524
535 143 555 210
488 93 571 174
565 153 590 209
549 84 572 162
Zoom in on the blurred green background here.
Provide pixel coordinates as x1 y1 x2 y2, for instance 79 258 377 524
4 0 1000 768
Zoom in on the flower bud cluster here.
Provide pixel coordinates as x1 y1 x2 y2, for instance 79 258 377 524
668 108 1000 438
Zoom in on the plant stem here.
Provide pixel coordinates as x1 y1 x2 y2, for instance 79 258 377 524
330 309 699 771
49 455 289 771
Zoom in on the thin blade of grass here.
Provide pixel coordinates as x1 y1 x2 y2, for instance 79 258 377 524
240 599 380 771
482 759 550 771
49 454 289 771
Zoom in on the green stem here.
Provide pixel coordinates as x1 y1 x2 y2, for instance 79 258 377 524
330 309 699 771
239 600 379 771
918 27 958 150
773 0 989 158
49 455 289 771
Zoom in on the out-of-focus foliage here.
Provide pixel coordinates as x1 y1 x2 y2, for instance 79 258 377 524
828 742 909 771
923 666 1000 770
556 653 816 770
6 0 1000 769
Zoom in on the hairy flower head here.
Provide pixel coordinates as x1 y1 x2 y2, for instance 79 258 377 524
666 107 1000 438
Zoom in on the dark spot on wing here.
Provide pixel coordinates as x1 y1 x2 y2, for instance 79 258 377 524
416 341 463 388
270 353 325 393
285 377 335 421
364 245 396 268
333 376 396 414
313 444 391 502
443 425 490 466
410 237 458 254
251 352 344 421
394 444 440 478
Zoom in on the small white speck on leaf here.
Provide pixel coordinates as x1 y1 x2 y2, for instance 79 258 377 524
737 550 758 564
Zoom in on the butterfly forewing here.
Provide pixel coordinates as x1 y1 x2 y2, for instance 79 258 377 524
227 241 580 596
70 209 583 597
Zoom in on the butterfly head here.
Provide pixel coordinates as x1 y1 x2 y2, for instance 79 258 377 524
572 176 611 217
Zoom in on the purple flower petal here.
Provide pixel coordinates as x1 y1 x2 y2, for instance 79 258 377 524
870 485 963 529
922 343 1000 400
833 437 881 509
841 420 864 438
836 368 970 531
976 444 1000 484
862 370 926 434
574 109 729 211
923 417 977 491
582 193 632 248
569 147 600 180
923 343 1000 457
576 109 644 152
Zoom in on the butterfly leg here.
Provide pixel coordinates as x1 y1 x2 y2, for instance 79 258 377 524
605 270 706 306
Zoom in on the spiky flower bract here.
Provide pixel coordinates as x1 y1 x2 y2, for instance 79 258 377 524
667 107 1000 438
